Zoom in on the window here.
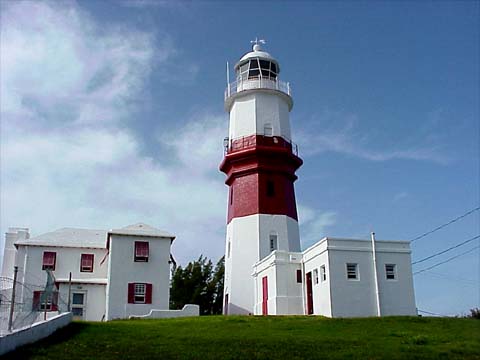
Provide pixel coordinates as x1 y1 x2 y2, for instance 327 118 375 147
320 265 327 282
230 187 233 205
264 123 273 137
313 269 319 284
128 283 152 304
267 180 275 197
42 251 56 271
80 254 94 272
134 241 149 262
32 291 58 311
385 264 396 280
296 269 302 283
346 263 358 280
227 240 231 258
269 234 277 252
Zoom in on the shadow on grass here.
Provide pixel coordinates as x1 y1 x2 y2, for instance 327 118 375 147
3 322 88 359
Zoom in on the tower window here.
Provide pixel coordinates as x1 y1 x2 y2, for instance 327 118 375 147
264 123 273 136
230 187 234 205
266 180 275 197
269 234 277 252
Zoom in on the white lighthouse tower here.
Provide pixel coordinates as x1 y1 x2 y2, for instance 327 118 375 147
220 41 303 315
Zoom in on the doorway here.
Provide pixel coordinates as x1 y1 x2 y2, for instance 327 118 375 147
306 272 314 315
71 291 87 320
262 276 268 315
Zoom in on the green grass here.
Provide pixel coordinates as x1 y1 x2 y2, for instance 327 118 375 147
4 316 480 359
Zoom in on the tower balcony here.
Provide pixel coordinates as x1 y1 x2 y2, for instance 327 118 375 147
223 135 299 157
224 78 292 111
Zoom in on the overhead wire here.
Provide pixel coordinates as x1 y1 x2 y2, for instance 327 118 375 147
412 234 480 265
413 245 480 275
410 206 479 244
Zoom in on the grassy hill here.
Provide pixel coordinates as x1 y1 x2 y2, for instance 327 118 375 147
4 316 480 359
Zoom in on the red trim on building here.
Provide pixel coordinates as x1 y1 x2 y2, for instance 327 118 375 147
127 283 135 304
220 135 303 224
145 284 153 304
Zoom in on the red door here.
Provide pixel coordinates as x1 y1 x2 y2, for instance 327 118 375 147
262 276 268 315
224 294 229 315
306 272 314 315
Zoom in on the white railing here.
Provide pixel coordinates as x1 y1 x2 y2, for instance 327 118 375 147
225 78 291 100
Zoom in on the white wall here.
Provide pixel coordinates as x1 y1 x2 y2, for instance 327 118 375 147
253 251 303 315
228 92 292 141
14 245 108 316
325 239 416 318
0 312 72 356
224 214 300 315
303 241 332 317
57 283 106 321
106 234 171 320
376 247 417 316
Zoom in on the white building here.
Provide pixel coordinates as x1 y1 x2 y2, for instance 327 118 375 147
253 237 416 316
1 223 175 321
221 42 417 317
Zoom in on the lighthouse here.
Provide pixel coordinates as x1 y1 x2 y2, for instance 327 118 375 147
220 41 303 315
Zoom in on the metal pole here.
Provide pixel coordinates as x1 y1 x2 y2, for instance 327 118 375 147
8 266 18 332
371 232 381 316
67 272 72 312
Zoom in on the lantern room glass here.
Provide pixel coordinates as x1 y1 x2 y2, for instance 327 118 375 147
237 58 278 81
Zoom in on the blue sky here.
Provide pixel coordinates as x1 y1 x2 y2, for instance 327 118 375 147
1 0 478 316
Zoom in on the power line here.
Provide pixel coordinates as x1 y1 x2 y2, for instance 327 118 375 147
412 235 480 265
417 309 447 317
413 245 480 275
410 206 480 244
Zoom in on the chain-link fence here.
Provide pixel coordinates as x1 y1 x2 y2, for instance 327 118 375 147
0 269 70 335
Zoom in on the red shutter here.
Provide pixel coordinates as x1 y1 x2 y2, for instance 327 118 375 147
145 284 152 304
128 283 135 304
81 254 94 272
32 291 41 310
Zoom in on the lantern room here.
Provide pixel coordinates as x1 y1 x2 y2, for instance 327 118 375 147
235 43 280 81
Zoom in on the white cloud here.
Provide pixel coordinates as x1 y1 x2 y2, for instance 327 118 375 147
295 109 448 164
0 1 226 266
298 204 337 249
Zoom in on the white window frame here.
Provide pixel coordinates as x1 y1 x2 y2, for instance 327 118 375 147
320 265 327 282
385 264 396 280
134 283 146 304
269 234 278 252
346 263 359 280
313 268 319 284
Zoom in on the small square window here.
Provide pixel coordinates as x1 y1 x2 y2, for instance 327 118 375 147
296 269 302 283
80 254 94 272
320 265 327 282
42 251 56 271
385 264 396 280
313 269 319 284
346 263 358 280
134 241 149 262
